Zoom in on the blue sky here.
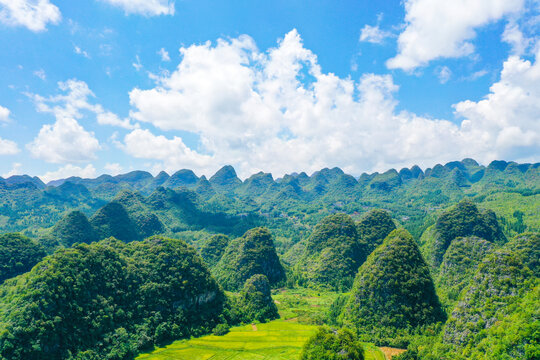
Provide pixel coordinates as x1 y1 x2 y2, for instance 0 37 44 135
0 0 539 181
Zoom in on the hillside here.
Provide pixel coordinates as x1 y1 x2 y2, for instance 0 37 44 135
0 237 226 359
342 229 445 341
296 213 362 290
213 227 286 291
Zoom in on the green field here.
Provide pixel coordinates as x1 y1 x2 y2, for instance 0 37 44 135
136 320 387 360
136 321 317 360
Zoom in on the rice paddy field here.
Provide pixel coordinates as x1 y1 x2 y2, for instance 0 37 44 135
136 321 317 360
137 288 392 359
137 320 388 360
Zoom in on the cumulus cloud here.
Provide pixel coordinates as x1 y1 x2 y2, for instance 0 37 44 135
2 163 22 178
454 50 540 161
99 0 174 16
387 0 524 71
27 79 136 164
0 137 20 155
40 164 97 183
104 162 123 175
0 105 11 122
502 21 532 56
122 129 213 174
359 24 392 44
0 0 61 32
158 48 170 61
123 30 539 177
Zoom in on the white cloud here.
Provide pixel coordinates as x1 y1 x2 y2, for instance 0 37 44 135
359 24 392 44
0 0 61 32
27 79 135 163
40 164 97 183
104 162 123 175
0 137 20 155
99 0 174 16
2 163 22 178
387 0 524 71
502 21 532 56
437 66 452 84
454 50 540 160
124 30 539 178
133 55 142 71
0 105 11 122
27 116 100 163
96 111 137 129
158 47 170 61
122 129 212 173
74 45 90 58
33 69 46 80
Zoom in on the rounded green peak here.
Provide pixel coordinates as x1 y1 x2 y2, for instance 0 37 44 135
52 210 96 247
428 199 506 267
238 274 279 323
213 227 285 291
209 165 241 186
298 213 361 290
343 228 445 332
89 202 139 242
305 213 357 255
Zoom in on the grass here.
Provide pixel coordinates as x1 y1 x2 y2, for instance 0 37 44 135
136 320 318 360
138 288 390 359
137 320 387 360
272 287 343 325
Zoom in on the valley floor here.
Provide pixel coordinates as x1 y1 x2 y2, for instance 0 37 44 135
137 288 393 360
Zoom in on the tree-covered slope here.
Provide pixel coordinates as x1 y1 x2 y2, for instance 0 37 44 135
51 210 97 247
0 237 226 359
0 233 46 283
356 209 396 265
342 228 445 337
421 199 506 268
296 214 361 290
213 227 285 291
236 274 279 323
436 236 495 306
200 234 230 268
89 201 141 242
432 249 536 359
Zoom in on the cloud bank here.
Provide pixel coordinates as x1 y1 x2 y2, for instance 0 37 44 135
121 30 539 178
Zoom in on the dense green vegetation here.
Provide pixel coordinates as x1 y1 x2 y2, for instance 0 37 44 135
0 158 538 359
52 210 97 247
213 227 285 291
342 229 446 343
199 234 229 268
300 326 364 360
235 274 279 323
296 214 361 290
0 237 226 359
419 249 537 359
0 233 46 283
435 236 494 306
421 199 506 268
356 209 396 265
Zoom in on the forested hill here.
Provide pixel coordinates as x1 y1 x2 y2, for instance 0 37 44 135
1 159 538 251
